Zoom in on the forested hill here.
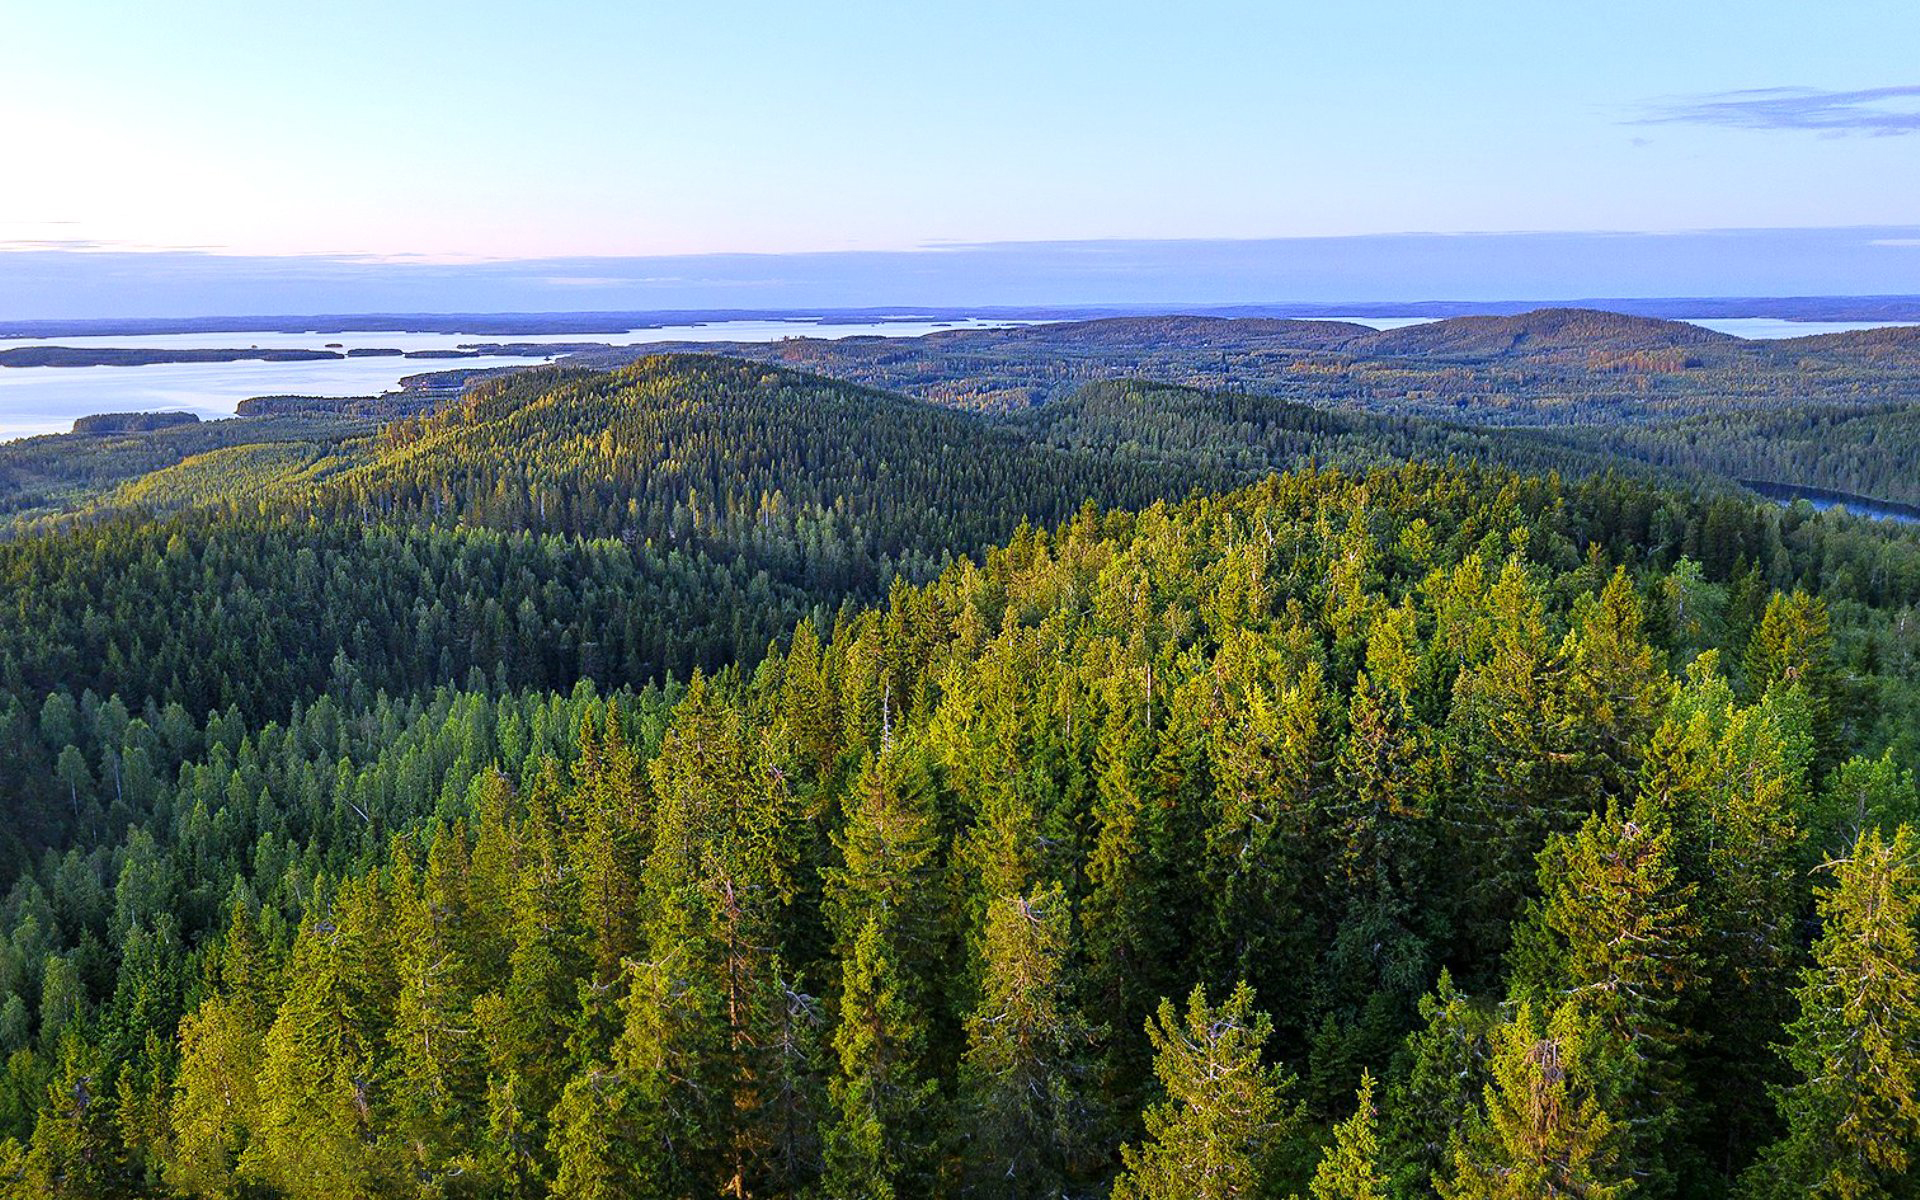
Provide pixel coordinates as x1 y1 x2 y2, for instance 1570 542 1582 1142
4 350 1920 1196
0 451 1919 1196
1353 306 1740 360
1774 321 1920 361
529 309 1920 508
313 355 1181 556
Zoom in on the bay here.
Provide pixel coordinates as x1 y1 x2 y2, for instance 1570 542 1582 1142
0 317 1031 440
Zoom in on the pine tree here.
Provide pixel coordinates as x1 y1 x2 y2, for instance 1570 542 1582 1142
1111 982 1296 1200
1744 826 1920 1200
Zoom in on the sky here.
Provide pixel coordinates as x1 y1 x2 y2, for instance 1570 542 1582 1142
2 0 1918 312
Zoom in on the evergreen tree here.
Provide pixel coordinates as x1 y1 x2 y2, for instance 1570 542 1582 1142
1381 971 1492 1198
239 882 399 1198
823 746 945 984
166 901 277 1198
821 918 938 1200
1509 794 1701 1191
20 1031 119 1198
1439 1000 1628 1200
382 840 483 1189
1745 826 1920 1200
1111 982 1296 1200
1561 568 1669 804
547 1066 641 1200
1644 657 1804 1172
1308 1072 1386 1200
1445 556 1581 968
1082 700 1173 1117
956 884 1096 1197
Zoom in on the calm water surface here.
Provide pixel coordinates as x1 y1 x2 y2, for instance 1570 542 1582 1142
0 317 1030 440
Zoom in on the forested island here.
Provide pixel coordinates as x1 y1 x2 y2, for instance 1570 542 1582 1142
69 413 201 436
0 333 1918 1197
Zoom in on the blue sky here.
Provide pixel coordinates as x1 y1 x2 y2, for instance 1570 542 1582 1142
3 1 1917 310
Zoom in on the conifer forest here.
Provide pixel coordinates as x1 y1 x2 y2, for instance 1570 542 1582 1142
3 326 1920 1200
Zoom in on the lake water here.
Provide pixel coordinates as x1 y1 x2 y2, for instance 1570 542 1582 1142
1688 318 1920 340
0 317 1030 441
1742 480 1920 527
5 313 1918 442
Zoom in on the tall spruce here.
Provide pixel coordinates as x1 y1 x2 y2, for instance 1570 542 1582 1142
955 884 1097 1197
1111 983 1296 1200
1440 1000 1629 1200
1744 826 1920 1200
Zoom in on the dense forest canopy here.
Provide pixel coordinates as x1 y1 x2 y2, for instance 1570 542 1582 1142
14 308 1920 530
1 342 1919 1196
557 310 1920 508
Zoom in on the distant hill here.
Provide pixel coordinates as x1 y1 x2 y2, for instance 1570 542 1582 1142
556 307 1836 416
954 314 1372 351
1775 323 1920 363
1357 307 1741 360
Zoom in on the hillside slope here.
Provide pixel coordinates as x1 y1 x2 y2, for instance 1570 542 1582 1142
0 455 1918 1195
1356 306 1743 360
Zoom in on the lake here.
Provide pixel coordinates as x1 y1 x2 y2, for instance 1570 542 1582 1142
1742 480 1920 527
4 314 1917 442
0 317 1031 441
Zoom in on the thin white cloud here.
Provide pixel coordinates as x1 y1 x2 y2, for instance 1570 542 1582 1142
1634 85 1920 135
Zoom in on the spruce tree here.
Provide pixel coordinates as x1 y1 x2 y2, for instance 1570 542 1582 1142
1745 826 1920 1200
1308 1072 1386 1200
1440 1000 1628 1200
1444 556 1581 967
956 884 1097 1197
20 1031 119 1199
823 746 944 982
1381 970 1492 1197
1561 568 1669 804
238 879 399 1199
1509 794 1701 1191
166 900 276 1198
1111 982 1296 1200
821 918 938 1200
1083 702 1171 1117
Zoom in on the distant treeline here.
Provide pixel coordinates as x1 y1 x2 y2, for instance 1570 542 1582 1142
69 413 200 436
